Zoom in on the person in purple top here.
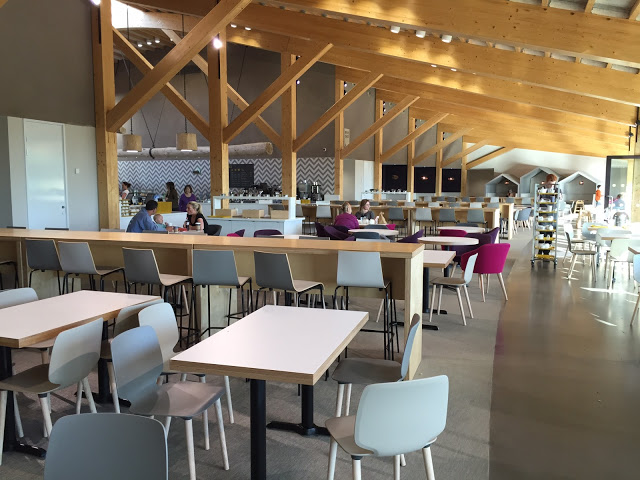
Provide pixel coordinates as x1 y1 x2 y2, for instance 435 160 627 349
334 202 360 230
178 184 198 211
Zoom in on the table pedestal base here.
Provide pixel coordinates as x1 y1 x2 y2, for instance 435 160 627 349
266 384 329 436
2 441 46 458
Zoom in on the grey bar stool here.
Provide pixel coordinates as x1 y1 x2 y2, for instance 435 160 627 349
191 250 253 338
466 209 488 230
58 241 125 293
415 208 434 234
25 238 63 295
253 251 325 309
316 205 333 225
335 250 397 360
437 208 458 227
388 207 407 235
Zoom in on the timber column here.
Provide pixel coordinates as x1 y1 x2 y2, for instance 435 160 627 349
373 99 383 200
281 54 297 198
209 32 229 208
334 76 344 199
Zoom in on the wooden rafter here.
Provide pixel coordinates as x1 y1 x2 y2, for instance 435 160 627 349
442 140 490 167
0 1 8 9
293 71 382 151
413 127 473 166
112 28 209 137
223 42 332 143
585 0 597 13
341 95 419 158
106 0 252 132
541 0 550 6
467 148 513 168
630 0 640 20
381 112 448 164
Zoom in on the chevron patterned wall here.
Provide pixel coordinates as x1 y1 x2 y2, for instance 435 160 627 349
118 157 335 197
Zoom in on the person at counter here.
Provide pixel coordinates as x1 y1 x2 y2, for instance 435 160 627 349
184 201 208 231
334 202 360 230
121 182 131 200
179 185 198 212
355 199 375 221
126 200 164 233
165 182 179 211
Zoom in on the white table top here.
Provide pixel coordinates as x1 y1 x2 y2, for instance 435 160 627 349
0 291 159 348
348 228 400 237
418 236 480 246
423 250 455 268
436 226 485 233
170 305 369 385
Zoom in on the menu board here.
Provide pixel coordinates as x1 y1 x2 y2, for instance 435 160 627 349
230 164 254 188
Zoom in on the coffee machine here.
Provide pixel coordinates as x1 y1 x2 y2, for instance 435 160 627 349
310 182 322 201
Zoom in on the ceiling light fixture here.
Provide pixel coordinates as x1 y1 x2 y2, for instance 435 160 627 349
146 39 152 45
390 25 401 34
230 23 237 28
430 64 437 68
441 34 453 43
90 0 100 5
296 79 301 85
213 36 223 49
415 30 426 38
154 37 160 44
245 26 252 31
137 42 143 48
447 177 454 181
451 68 457 72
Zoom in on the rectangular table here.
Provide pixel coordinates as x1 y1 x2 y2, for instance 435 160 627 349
170 305 369 480
0 290 158 458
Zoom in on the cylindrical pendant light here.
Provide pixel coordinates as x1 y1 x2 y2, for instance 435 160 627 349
176 132 197 152
123 134 142 152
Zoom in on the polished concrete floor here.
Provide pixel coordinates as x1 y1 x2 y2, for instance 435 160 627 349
489 235 640 479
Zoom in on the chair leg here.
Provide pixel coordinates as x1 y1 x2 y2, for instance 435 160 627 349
400 453 407 467
335 383 345 417
327 438 338 480
223 375 234 424
13 393 23 438
75 381 83 414
455 288 466 326
394 455 401 480
375 298 384 323
82 377 97 413
568 255 577 278
185 418 197 480
438 285 443 313
632 295 640 326
352 457 362 480
479 275 486 302
345 383 352 416
429 284 437 322
0 391 6 465
214 399 230 470
422 446 436 480
107 361 120 413
463 285 474 319
497 273 508 301
39 394 53 437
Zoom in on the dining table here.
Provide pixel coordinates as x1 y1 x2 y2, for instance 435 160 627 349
347 228 401 238
170 305 369 480
436 226 485 234
0 290 158 459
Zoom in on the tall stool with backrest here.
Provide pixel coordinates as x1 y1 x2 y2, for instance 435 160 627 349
438 208 457 227
429 253 478 326
326 375 449 480
0 318 103 464
466 209 488 230
388 207 407 235
414 208 434 234
25 239 63 295
111 326 229 480
461 243 511 302
44 414 168 480
58 242 125 293
564 231 596 278
316 205 333 225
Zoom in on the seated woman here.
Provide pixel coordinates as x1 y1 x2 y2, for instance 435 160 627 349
184 201 209 231
334 202 360 230
355 199 375 221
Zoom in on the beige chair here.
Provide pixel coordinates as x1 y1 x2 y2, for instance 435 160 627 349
429 253 478 326
58 241 125 293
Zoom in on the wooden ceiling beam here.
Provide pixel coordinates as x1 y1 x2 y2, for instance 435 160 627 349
223 42 333 143
293 71 382 152
106 0 251 132
585 0 597 13
413 127 473 166
467 148 513 168
464 135 610 158
381 112 448 164
630 1 640 20
112 28 209 137
442 140 490 167
341 95 419 158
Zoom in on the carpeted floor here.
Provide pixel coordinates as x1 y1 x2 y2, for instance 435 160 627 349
2 234 525 479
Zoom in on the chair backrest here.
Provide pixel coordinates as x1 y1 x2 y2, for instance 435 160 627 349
253 251 295 291
448 202 460 207
363 224 386 230
25 238 62 270
434 196 444 201
634 255 640 283
352 231 382 239
609 238 632 261
337 251 385 288
405 202 415 207
516 208 532 221
466 209 485 223
564 231 576 253
142 230 168 234
58 242 99 275
137 303 179 365
332 224 350 234
122 248 162 285
324 226 350 240
397 229 424 243
439 208 456 222
270 204 285 211
422 196 432 202
387 201 398 206
316 205 332 218
192 249 240 286
400 314 422 379
469 202 483 208
44 413 168 480
388 207 405 221
461 197 471 202
505 197 515 203
48 318 103 387
462 253 478 284
428 202 440 208
487 203 500 208
354 375 449 457
414 208 432 222
113 299 164 337
439 229 466 238
486 227 500 244
315 222 328 237
206 224 222 236
234 229 245 237
490 197 499 203
254 229 283 237
111 326 164 404
445 197 456 202
0 287 38 308
100 228 125 232
462 243 510 274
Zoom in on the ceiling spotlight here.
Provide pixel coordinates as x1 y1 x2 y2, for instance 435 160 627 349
90 0 100 5
430 64 437 68
441 34 453 43
421 176 428 180
579 181 584 185
415 30 427 38
451 68 457 72
447 177 454 181
344 82 348 88
390 25 401 34
154 37 160 44
213 36 223 49
245 26 252 31
146 39 152 45
296 79 301 85
137 42 143 48
230 23 237 28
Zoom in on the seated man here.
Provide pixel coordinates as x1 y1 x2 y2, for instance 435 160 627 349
126 200 163 233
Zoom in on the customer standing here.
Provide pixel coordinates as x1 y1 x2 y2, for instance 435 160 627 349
595 184 603 207
184 201 209 231
355 199 375 221
179 184 198 212
165 182 179 211
126 200 164 233
120 182 131 200
334 202 360 230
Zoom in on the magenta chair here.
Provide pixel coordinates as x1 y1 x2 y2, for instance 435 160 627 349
324 225 352 240
397 229 424 243
450 233 491 271
460 243 510 302
438 228 466 251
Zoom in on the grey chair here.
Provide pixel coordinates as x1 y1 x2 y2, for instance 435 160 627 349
445 197 456 202
253 251 325 308
563 227 586 265
326 375 449 480
44 413 168 480
461 197 471 202
353 231 383 240
58 241 125 293
388 207 407 234
142 230 168 234
489 197 500 203
565 232 596 278
469 202 483 208
428 202 440 208
387 200 398 206
429 253 478 326
335 251 397 360
505 197 515 203
100 228 125 232
448 202 460 207
487 202 500 208
332 314 421 418
45 227 69 231
25 239 63 295
414 208 434 234
191 250 252 338
438 208 457 226
111 326 229 480
0 318 103 464
316 205 333 225
434 196 444 201
466 209 487 229
405 201 415 207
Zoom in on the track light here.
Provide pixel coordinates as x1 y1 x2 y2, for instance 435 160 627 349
430 64 437 68
230 23 237 28
245 26 252 31
146 39 152 45
137 42 143 48
441 34 453 43
213 36 223 49
390 25 401 34
451 68 457 72
154 37 160 44
296 79 301 85
415 30 426 38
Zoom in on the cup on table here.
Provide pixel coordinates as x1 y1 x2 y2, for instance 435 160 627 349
167 224 174 233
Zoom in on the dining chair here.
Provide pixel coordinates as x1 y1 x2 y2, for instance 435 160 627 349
414 208 434 234
58 241 125 293
316 205 333 225
505 197 515 204
466 209 487 229
428 202 440 208
460 244 511 302
44 413 168 480
469 202 483 208
254 229 282 237
110 326 229 480
326 375 449 480
461 197 471 202
397 229 425 244
429 253 478 325
388 208 407 234
563 228 588 265
0 260 18 290
438 208 457 227
324 225 352 240
0 318 103 464
206 224 222 236
605 238 635 289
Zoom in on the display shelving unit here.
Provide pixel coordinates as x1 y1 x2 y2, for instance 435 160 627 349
531 183 558 268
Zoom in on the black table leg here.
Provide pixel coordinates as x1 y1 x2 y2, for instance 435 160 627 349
250 379 266 480
94 322 111 404
0 346 46 458
422 266 445 329
267 384 329 436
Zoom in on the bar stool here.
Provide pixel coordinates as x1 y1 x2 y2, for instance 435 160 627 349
25 239 63 295
253 251 325 309
316 205 333 226
415 208 434 234
438 208 458 227
335 250 397 360
191 250 253 338
388 208 407 235
58 241 125 293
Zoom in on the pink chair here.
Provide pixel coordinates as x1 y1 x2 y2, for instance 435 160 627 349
460 243 510 302
439 228 466 251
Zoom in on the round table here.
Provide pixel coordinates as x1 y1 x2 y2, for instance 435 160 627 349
436 226 485 234
348 228 400 237
418 236 479 247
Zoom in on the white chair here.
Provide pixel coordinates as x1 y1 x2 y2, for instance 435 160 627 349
429 253 478 326
326 375 449 480
316 205 333 225
0 318 103 464
469 202 483 208
565 232 596 278
606 238 633 289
